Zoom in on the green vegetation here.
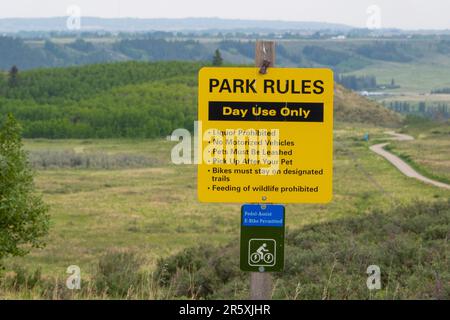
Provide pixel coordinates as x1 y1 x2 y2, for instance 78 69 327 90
345 57 450 93
0 61 201 102
0 37 50 70
0 121 448 299
0 61 201 138
0 36 447 75
334 84 401 126
385 101 449 120
354 41 416 63
431 87 450 94
386 118 450 183
212 49 223 66
385 143 450 185
302 46 351 66
112 38 207 62
8 66 19 87
335 74 377 91
0 250 161 299
28 149 162 170
0 56 447 300
156 200 449 299
335 74 400 91
2 34 450 121
0 61 401 139
0 115 49 265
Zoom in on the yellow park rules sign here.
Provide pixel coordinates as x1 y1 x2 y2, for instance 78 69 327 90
197 67 333 204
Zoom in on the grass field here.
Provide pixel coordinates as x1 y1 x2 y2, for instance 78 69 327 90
1 33 450 299
388 121 450 183
2 122 448 290
344 54 450 94
343 52 450 111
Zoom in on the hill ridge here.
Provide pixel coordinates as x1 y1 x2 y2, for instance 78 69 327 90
0 61 402 138
0 17 353 32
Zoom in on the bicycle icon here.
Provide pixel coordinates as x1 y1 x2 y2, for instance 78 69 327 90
248 239 276 267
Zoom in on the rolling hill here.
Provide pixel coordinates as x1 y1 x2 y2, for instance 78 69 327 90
0 61 401 138
2 36 450 74
0 17 352 33
334 83 402 126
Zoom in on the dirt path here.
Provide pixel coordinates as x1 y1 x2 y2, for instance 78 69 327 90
369 132 450 190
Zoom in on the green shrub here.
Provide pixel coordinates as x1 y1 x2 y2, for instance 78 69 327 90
28 150 161 169
3 265 42 290
94 249 144 298
156 200 450 299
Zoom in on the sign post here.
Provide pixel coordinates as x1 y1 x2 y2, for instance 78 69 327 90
241 203 285 299
252 41 276 300
197 40 333 300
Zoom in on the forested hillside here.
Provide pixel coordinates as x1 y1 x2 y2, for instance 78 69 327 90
0 62 201 138
0 61 400 138
0 61 201 102
2 35 450 72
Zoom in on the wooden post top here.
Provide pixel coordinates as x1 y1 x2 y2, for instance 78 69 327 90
255 41 276 74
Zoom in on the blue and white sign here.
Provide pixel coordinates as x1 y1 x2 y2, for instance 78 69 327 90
240 204 285 272
241 204 285 227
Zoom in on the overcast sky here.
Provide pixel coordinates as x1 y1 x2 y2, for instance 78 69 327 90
0 0 449 30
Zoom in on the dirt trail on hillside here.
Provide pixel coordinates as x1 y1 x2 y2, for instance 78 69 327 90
369 132 450 190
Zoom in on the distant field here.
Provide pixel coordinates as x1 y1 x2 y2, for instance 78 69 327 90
390 137 450 183
3 123 449 280
25 37 119 46
342 55 450 119
381 94 450 103
344 56 450 93
390 121 450 183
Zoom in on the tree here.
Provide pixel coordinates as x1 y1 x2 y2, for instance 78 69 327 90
8 65 19 87
212 49 223 66
0 114 49 264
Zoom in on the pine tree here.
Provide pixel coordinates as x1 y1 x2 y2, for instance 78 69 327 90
212 49 223 66
8 65 19 87
0 114 49 264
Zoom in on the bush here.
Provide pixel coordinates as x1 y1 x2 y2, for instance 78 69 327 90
94 249 144 298
155 243 241 299
28 150 161 169
3 265 42 290
156 200 450 299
